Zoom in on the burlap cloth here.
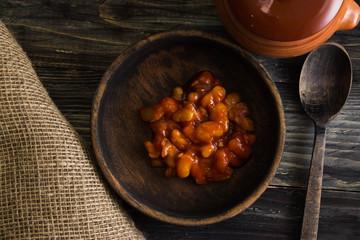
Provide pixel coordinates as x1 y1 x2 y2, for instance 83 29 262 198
0 21 145 239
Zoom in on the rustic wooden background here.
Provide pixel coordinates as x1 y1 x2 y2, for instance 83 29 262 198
1 0 359 239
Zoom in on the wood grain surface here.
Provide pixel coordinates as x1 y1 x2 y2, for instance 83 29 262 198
1 0 359 239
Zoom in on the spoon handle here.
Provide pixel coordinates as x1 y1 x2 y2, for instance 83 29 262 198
301 125 326 240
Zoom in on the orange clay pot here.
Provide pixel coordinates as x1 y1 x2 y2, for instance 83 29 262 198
216 0 360 58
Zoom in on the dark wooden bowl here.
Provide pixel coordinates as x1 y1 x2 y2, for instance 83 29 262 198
91 30 285 226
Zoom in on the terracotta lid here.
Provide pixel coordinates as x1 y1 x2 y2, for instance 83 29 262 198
229 0 343 41
216 0 360 57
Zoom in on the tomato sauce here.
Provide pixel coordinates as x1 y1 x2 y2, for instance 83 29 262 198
140 71 256 184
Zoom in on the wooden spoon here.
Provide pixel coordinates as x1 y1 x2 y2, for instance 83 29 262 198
299 42 352 240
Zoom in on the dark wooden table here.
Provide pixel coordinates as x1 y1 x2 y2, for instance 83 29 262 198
1 1 359 239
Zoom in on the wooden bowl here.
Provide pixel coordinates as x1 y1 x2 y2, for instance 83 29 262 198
91 30 285 225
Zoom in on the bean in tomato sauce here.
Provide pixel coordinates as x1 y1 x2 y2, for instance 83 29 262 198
140 71 256 184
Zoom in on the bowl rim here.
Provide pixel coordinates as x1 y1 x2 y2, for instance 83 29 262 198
91 30 286 226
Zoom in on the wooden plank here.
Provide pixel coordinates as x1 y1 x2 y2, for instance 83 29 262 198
1 1 359 237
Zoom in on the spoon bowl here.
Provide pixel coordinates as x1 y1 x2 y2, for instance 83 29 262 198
299 42 352 239
300 43 353 127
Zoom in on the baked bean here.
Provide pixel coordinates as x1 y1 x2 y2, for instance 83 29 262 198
172 103 197 122
195 121 224 143
171 87 184 100
224 92 241 107
151 133 165 153
170 129 190 150
228 135 252 160
140 106 163 122
190 162 206 184
239 117 255 132
164 149 178 168
141 71 256 184
150 118 179 138
161 138 173 157
228 102 250 125
177 151 196 178
197 106 208 122
189 71 221 96
172 107 195 122
214 147 240 171
144 141 160 159
210 102 229 131
199 143 215 158
200 86 226 109
182 122 197 143
160 97 180 117
187 92 200 103
214 148 230 173
140 97 180 122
